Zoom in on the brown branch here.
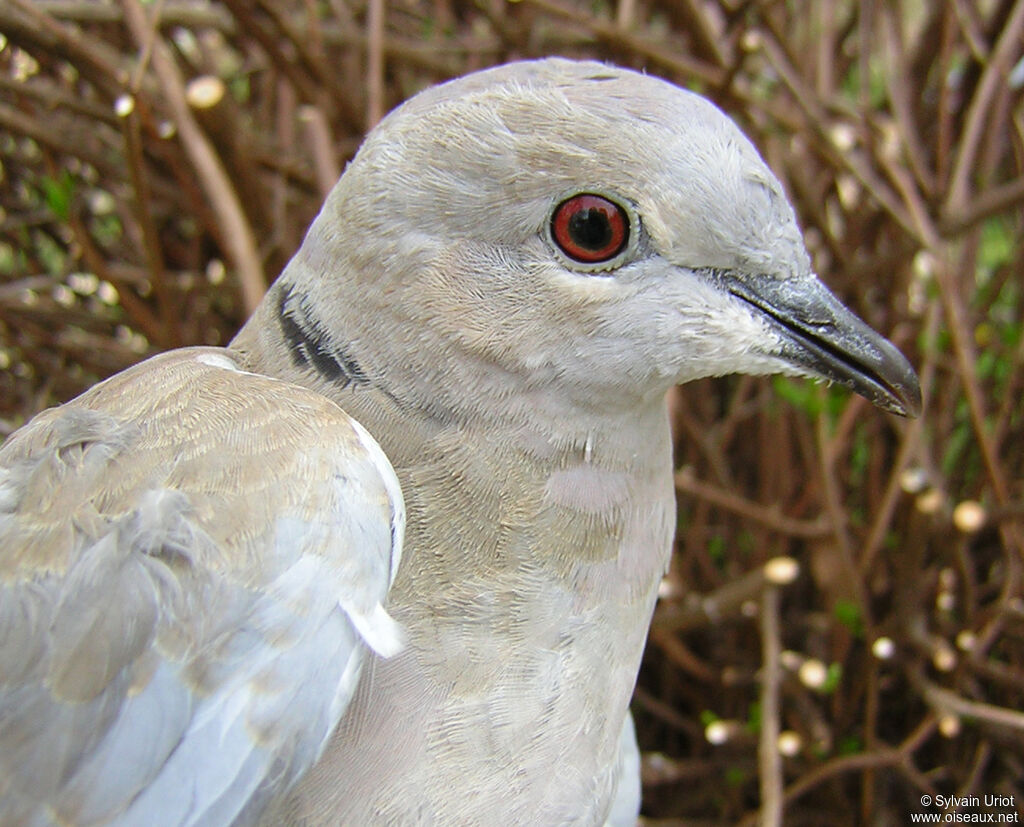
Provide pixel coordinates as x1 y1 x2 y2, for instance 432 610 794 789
65 207 164 346
28 0 236 31
366 0 386 128
737 716 939 827
860 302 938 576
0 102 124 184
911 666 1024 734
519 0 727 88
654 557 799 634
119 103 178 347
755 27 925 244
932 255 1012 510
120 0 267 315
940 175 1024 234
251 0 359 126
877 9 935 197
4 0 126 98
299 106 342 198
674 468 831 539
758 585 784 827
0 74 117 126
647 628 718 682
815 413 869 616
944 0 1024 213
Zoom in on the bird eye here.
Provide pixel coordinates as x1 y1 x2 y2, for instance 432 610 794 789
551 194 629 264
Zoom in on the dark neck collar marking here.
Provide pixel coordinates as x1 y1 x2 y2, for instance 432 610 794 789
278 285 368 388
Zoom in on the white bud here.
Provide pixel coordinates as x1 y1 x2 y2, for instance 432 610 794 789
899 467 928 494
932 644 956 673
871 637 895 660
952 500 986 533
829 122 857 152
938 714 961 738
114 94 135 118
777 730 802 756
705 720 736 745
764 556 800 585
916 489 944 515
798 659 828 690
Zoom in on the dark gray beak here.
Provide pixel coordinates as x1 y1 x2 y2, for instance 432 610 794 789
715 270 922 417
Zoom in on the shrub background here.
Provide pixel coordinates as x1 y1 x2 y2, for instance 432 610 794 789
1 1 1022 823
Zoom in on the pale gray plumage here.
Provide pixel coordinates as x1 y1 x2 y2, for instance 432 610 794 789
0 58 919 826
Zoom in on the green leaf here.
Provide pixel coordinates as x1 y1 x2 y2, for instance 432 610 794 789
978 216 1013 274
41 170 74 222
822 662 843 694
833 599 864 638
838 735 861 755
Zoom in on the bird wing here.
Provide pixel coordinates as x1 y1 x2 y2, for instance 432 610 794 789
0 347 404 826
604 712 642 827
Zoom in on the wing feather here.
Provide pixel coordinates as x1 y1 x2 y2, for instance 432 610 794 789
0 347 405 826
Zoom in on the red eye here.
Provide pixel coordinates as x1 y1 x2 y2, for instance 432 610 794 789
551 194 629 264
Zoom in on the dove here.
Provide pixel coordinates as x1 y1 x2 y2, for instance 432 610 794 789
0 58 920 826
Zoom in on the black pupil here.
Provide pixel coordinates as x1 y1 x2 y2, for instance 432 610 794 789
568 208 612 250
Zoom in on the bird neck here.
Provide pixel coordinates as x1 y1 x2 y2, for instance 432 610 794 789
232 283 675 584
234 291 675 818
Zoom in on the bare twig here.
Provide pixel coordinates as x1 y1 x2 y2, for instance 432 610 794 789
944 0 1024 213
674 467 831 539
519 0 727 88
120 0 267 314
366 0 385 128
299 106 342 197
912 667 1024 733
758 585 784 827
737 716 939 826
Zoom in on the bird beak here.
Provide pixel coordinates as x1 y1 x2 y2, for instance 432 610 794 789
714 270 922 417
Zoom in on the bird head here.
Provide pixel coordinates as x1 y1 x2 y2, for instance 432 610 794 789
277 59 920 422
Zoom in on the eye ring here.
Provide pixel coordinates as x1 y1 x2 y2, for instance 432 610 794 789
550 193 630 264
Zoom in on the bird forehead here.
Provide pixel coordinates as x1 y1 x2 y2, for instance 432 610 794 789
385 62 776 209
389 60 748 171
354 59 809 277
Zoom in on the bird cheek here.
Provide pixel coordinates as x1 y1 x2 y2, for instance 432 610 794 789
656 293 779 385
